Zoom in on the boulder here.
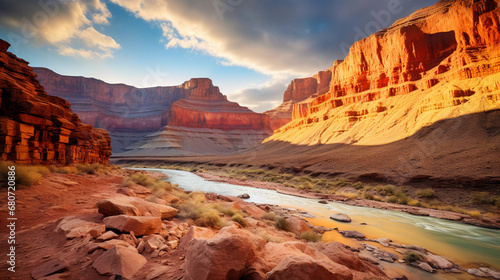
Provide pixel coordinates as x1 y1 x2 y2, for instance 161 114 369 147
96 196 178 219
340 230 365 239
479 267 500 279
183 226 266 280
88 239 134 253
238 193 250 199
330 213 352 223
287 217 312 237
103 215 162 236
55 216 105 239
179 226 215 250
418 262 434 273
468 268 489 277
422 253 454 269
96 231 119 242
31 259 69 279
92 246 147 279
266 256 352 280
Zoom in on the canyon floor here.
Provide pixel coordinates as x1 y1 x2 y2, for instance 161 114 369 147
3 166 498 280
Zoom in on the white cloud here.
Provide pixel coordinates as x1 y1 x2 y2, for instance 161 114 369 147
229 78 290 113
0 0 119 59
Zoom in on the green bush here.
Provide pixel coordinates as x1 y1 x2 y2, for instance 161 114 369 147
231 213 248 227
417 188 436 199
403 251 422 263
276 217 291 231
300 231 321 242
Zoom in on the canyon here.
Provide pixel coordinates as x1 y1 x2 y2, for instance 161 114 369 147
0 40 111 164
34 68 272 156
145 0 500 184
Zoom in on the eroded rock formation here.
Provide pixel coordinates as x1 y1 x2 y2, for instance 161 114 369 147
266 0 500 145
34 68 271 156
0 39 111 164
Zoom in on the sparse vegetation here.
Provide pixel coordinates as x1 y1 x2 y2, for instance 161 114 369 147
300 231 321 242
0 161 49 186
76 163 108 174
231 213 248 227
49 165 78 174
375 185 395 196
417 188 436 199
403 251 422 263
276 217 291 231
262 212 277 221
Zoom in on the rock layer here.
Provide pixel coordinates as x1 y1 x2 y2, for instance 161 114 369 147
0 39 111 164
33 68 271 155
266 0 500 146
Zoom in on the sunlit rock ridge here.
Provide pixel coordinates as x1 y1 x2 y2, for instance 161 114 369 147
266 0 500 146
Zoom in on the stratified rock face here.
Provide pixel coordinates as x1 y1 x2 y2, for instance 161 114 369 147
265 68 332 131
267 0 500 145
0 39 111 164
34 68 272 155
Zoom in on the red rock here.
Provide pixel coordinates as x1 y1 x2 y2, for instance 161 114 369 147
92 245 147 279
178 226 215 250
183 226 266 280
287 217 312 237
55 216 105 239
266 256 352 280
33 68 272 154
266 0 500 149
96 196 179 219
103 215 162 236
31 258 69 279
0 40 111 164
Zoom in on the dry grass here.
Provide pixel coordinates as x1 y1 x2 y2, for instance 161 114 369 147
76 163 108 174
416 188 437 199
403 251 422 263
231 213 248 227
300 231 321 242
49 165 78 174
0 161 49 186
262 212 277 221
276 217 291 231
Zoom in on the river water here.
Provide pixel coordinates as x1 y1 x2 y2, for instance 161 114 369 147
137 168 500 279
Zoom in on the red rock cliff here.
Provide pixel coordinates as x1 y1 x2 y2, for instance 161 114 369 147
267 0 500 145
33 69 272 155
0 40 111 164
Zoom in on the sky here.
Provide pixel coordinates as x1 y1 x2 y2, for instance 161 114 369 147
0 0 437 112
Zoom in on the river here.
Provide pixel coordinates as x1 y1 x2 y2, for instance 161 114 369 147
137 168 500 279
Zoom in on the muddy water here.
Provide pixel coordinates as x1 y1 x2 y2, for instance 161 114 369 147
138 168 500 279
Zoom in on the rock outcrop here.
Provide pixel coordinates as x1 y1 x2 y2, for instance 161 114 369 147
266 0 500 146
0 39 111 164
33 68 272 155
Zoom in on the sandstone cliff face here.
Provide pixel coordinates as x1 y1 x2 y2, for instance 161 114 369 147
267 0 500 146
0 40 111 164
265 68 333 130
34 68 271 156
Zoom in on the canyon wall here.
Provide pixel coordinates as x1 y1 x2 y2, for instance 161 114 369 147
33 68 271 156
266 0 500 146
0 40 111 164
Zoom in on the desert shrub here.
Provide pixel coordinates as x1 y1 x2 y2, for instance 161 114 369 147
417 188 436 199
212 203 239 217
467 210 481 218
299 182 313 190
336 191 359 199
195 209 225 228
403 251 422 263
300 231 321 242
394 189 410 205
386 196 398 203
76 163 107 174
276 217 291 231
407 199 422 207
472 192 500 207
231 213 248 227
351 181 364 190
49 166 78 174
375 185 395 196
262 212 277 221
1 163 50 186
363 192 375 200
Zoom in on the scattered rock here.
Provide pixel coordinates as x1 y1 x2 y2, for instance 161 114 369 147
238 193 250 199
423 253 454 269
168 240 178 249
55 216 105 239
103 215 162 236
480 267 500 279
340 230 365 239
179 226 215 250
318 200 328 204
88 239 134 253
96 231 119 242
266 256 352 280
92 246 147 279
418 262 434 273
146 265 169 280
31 259 69 279
287 217 312 237
96 196 178 219
330 213 352 223
467 268 488 277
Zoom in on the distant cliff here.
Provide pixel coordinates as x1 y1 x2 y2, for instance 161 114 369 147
33 68 272 156
266 0 500 145
0 40 111 164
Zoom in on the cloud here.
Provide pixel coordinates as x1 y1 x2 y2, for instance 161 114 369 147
111 0 438 77
229 79 289 113
0 0 119 58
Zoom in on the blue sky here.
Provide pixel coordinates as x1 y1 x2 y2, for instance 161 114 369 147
0 0 437 112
